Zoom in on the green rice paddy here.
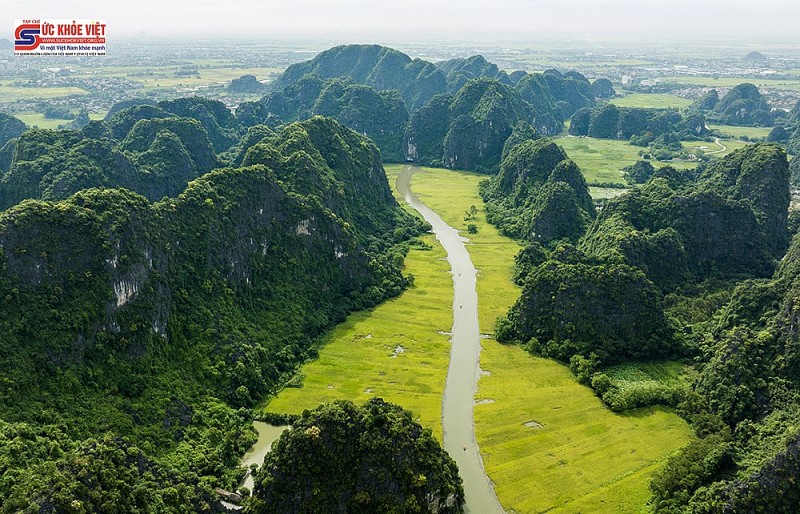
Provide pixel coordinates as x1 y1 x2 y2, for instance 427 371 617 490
611 93 692 109
408 166 693 513
262 164 693 512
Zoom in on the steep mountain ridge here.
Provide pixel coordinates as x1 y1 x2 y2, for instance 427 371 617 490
263 44 611 172
271 44 447 111
0 115 422 510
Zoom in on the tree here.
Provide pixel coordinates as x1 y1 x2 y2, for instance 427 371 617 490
464 204 478 220
622 160 656 184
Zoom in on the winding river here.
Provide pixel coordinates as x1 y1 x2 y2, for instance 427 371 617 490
396 164 504 514
240 165 503 512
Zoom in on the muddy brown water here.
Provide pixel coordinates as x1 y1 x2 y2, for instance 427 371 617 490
239 422 289 491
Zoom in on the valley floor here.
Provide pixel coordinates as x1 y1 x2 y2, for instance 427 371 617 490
262 164 693 513
263 226 452 440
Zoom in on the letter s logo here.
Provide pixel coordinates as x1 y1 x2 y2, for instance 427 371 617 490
15 24 41 50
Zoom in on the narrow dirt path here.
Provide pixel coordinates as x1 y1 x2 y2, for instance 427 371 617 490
706 137 727 155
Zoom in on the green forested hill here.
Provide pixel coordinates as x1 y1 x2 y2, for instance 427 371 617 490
710 83 774 126
495 144 788 361
581 144 788 287
406 78 561 172
436 54 513 93
648 204 800 513
438 78 532 172
0 97 249 209
263 44 609 169
767 100 800 155
568 104 708 141
484 137 799 512
689 83 775 126
0 115 422 511
0 113 27 148
236 75 409 162
534 68 596 118
157 97 241 152
0 119 218 209
480 138 594 241
246 399 464 513
270 44 447 111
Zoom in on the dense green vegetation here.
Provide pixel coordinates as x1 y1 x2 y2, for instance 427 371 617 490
569 104 707 141
0 113 424 510
568 104 710 162
407 78 535 172
595 361 692 412
480 139 594 241
690 83 775 126
264 44 613 171
0 408 256 512
514 68 595 127
483 135 798 511
591 78 616 99
622 159 656 184
0 113 27 148
271 45 601 120
499 259 676 363
647 233 800 511
246 399 464 513
767 100 800 155
791 155 800 187
0 97 251 208
236 75 409 161
582 144 789 288
437 54 514 93
271 45 446 111
486 142 791 369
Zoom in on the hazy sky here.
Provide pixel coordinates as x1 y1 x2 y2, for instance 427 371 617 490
5 0 799 41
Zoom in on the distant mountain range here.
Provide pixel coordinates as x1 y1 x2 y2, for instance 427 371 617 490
239 44 615 171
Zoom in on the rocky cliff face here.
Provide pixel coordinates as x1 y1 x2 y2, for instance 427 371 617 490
0 117 413 408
